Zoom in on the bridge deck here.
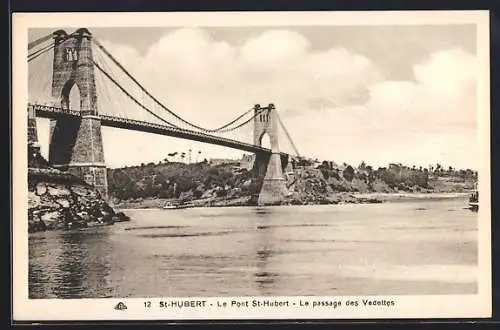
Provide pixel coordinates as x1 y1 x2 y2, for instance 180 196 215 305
32 104 288 157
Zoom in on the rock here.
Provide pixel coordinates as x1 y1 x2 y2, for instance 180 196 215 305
71 185 95 197
325 195 340 204
28 191 41 208
113 212 130 222
47 185 71 197
40 210 61 222
226 189 237 199
35 183 47 196
40 210 67 230
36 195 61 209
201 189 215 199
179 191 194 200
56 198 70 208
289 198 304 205
75 195 90 205
28 167 121 233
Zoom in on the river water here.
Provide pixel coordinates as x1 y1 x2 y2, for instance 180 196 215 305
29 198 477 298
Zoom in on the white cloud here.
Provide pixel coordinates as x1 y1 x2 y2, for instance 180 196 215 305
283 46 478 169
34 28 478 169
414 47 477 94
240 30 310 66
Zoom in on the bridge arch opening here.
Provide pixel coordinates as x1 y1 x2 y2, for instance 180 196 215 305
259 132 272 150
61 79 81 111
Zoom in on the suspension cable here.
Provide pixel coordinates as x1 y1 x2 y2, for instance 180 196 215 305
28 42 55 62
92 37 253 133
209 107 255 132
95 58 266 142
276 111 301 157
28 34 53 50
96 47 131 119
93 60 180 128
216 107 266 133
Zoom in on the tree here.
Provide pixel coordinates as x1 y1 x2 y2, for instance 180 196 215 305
343 165 355 182
435 163 442 173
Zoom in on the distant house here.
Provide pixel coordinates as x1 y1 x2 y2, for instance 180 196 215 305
239 154 255 171
209 158 239 166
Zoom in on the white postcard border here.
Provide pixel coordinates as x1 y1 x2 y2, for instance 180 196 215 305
12 10 492 321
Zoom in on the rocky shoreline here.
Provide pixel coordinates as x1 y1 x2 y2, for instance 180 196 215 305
113 191 469 210
28 149 474 232
28 168 130 233
107 161 475 210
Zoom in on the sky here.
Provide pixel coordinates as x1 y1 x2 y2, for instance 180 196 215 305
28 25 480 170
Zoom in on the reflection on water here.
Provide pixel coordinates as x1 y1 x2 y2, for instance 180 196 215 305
29 229 115 298
29 198 478 298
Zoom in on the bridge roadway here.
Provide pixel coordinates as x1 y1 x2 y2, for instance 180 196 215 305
32 104 288 157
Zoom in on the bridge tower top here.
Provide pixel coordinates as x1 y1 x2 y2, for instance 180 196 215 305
253 103 280 153
51 28 97 115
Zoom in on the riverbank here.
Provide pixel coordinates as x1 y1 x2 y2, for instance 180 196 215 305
28 167 130 233
107 160 476 210
355 192 470 202
113 191 470 209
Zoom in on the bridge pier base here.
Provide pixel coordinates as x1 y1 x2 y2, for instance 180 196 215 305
49 114 108 199
252 152 270 179
257 152 287 206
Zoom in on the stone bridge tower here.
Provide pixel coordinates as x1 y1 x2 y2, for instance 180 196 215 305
48 28 108 199
253 103 287 206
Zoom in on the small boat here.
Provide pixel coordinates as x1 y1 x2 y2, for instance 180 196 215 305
163 201 194 209
468 186 478 210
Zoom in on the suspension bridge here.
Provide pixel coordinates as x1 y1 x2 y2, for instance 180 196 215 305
27 28 301 206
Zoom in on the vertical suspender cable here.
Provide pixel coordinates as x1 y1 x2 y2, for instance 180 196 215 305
276 111 301 157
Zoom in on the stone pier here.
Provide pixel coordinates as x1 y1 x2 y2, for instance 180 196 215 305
253 103 287 206
48 28 108 199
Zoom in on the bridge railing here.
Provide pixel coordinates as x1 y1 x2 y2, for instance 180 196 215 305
31 103 81 117
30 102 288 156
99 114 272 153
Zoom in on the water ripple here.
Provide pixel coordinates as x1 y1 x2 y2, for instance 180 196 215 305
136 230 244 238
124 225 186 231
29 200 477 298
257 223 331 230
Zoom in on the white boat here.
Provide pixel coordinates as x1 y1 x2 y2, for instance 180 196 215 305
163 201 194 209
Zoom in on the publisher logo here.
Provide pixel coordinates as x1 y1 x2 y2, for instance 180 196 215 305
114 302 128 311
